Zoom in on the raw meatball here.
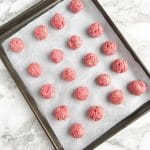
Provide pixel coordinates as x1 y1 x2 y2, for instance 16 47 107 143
54 105 70 120
68 35 82 50
27 63 42 77
73 86 89 101
50 49 64 63
108 90 124 105
70 123 85 138
40 84 55 99
9 38 24 52
83 53 99 67
96 74 111 86
128 80 147 96
51 13 65 29
33 25 48 40
88 22 104 38
101 41 117 55
88 106 104 121
111 59 128 73
69 0 84 13
61 68 76 82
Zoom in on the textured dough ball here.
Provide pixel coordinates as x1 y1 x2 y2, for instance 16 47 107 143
128 80 147 96
83 53 99 67
96 74 111 86
54 105 70 120
50 49 64 63
68 35 82 50
88 106 104 121
51 13 65 29
9 38 25 52
108 90 124 105
27 63 42 77
61 68 76 82
101 41 117 55
111 59 128 73
70 123 85 138
40 84 55 99
88 22 104 38
69 0 84 13
33 25 48 40
73 86 89 101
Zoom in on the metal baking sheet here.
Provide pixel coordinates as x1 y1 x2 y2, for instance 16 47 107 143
0 0 149 149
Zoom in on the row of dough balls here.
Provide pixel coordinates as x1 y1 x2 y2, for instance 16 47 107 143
39 80 146 103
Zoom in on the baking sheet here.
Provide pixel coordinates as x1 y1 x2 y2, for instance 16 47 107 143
2 0 150 149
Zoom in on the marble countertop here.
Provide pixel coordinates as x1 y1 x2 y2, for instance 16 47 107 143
0 0 150 150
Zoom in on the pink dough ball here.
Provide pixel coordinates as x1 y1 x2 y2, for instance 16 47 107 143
69 0 84 13
27 63 42 77
50 49 64 63
54 105 70 120
40 84 55 99
61 68 76 82
70 123 85 138
9 38 25 52
88 106 104 121
68 35 82 50
108 90 124 105
128 80 147 96
73 86 89 101
51 13 65 29
101 41 117 55
96 74 111 86
88 22 104 38
33 25 48 40
111 59 128 73
83 53 99 67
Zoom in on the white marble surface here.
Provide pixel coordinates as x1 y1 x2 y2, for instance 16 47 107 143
0 0 150 150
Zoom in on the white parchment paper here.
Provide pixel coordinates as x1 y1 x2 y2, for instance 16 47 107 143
2 0 150 149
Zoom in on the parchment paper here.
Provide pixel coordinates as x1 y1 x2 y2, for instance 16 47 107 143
2 0 150 149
